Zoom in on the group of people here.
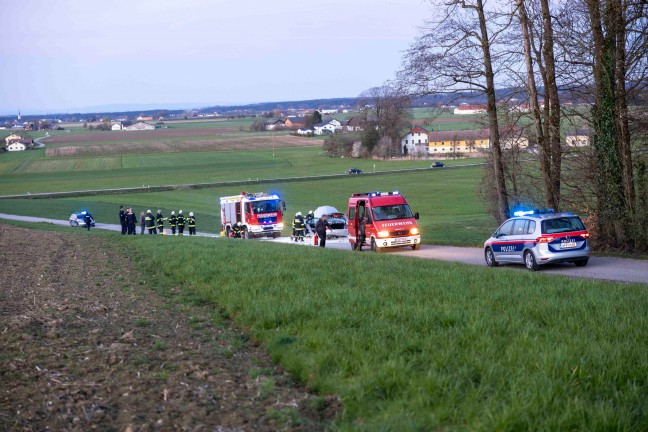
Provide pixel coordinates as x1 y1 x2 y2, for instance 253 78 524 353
292 210 331 248
119 206 197 236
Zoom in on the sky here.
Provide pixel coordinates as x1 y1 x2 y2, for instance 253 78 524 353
0 0 431 114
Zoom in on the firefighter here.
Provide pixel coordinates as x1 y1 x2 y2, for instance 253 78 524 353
315 214 329 247
357 217 366 251
145 210 157 234
293 211 305 242
119 205 127 235
168 211 177 235
187 212 196 236
232 222 242 238
176 210 185 236
156 210 165 234
126 208 137 235
305 210 316 235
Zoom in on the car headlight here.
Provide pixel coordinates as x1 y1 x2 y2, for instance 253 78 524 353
378 231 390 238
410 228 419 235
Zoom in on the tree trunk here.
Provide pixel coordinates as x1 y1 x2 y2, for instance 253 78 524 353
517 0 554 209
539 0 562 210
476 0 509 221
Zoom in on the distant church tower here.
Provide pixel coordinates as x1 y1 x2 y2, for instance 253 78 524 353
17 110 21 121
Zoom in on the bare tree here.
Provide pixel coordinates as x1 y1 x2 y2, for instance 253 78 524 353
359 85 411 157
399 0 512 222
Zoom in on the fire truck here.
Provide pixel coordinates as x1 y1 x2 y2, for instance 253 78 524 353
347 191 421 252
220 192 286 238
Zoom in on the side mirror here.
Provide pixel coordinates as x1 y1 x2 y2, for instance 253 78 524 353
282 201 286 211
414 212 420 220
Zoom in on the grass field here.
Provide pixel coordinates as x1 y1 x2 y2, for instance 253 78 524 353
0 165 492 245
131 234 648 430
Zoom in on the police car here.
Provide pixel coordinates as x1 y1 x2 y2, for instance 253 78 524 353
484 209 590 270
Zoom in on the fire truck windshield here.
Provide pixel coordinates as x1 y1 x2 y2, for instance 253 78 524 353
250 200 281 214
372 204 413 221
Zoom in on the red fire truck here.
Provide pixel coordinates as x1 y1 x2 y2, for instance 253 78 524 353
220 192 286 238
347 191 421 252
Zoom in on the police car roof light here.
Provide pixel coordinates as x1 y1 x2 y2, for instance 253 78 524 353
513 210 535 217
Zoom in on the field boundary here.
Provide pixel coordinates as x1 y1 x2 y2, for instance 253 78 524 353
0 163 484 199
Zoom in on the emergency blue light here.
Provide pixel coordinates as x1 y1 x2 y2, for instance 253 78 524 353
272 195 279 199
513 210 535 217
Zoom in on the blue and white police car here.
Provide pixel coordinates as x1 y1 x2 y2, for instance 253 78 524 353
484 209 591 271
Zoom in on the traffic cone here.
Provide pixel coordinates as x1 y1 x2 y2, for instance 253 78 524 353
314 233 318 245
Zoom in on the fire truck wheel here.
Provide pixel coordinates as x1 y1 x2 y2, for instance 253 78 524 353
351 242 357 250
370 238 382 253
272 232 281 239
225 226 231 238
243 226 250 239
411 244 421 250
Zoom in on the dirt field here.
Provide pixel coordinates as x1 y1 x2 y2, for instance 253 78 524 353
44 127 246 145
0 225 336 431
45 136 318 158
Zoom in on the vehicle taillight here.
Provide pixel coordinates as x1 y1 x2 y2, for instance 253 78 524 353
580 233 590 239
536 236 555 243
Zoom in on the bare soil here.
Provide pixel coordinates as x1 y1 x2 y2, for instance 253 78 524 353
45 136 317 158
44 128 246 145
0 225 337 431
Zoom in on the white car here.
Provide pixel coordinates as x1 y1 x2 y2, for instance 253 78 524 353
306 206 348 238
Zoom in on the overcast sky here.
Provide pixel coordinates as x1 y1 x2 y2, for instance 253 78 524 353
0 0 430 114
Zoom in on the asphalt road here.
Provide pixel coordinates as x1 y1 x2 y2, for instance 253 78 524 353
1 213 646 284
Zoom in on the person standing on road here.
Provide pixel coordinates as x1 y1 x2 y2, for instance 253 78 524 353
140 211 146 234
357 217 366 251
168 211 177 235
126 208 137 235
156 210 165 234
83 212 93 231
293 212 305 242
145 210 157 234
119 205 127 235
315 214 329 248
177 210 185 236
187 212 197 236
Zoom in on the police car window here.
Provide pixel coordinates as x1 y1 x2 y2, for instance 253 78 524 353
527 220 536 234
372 205 412 221
497 220 515 236
512 219 528 235
542 217 585 234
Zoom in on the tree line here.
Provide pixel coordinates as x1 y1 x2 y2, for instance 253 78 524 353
398 0 648 252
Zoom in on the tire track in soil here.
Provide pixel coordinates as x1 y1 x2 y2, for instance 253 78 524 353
0 225 338 431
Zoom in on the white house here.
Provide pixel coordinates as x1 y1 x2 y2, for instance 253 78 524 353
319 109 338 115
297 128 313 135
123 122 155 131
453 105 487 115
4 133 22 145
313 119 342 135
111 123 122 131
566 129 590 147
7 142 26 151
401 126 429 154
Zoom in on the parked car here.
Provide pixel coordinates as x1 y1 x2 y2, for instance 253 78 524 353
347 168 363 175
483 210 590 270
305 206 348 238
431 162 445 168
69 211 95 227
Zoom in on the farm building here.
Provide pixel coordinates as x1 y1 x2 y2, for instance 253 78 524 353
313 119 342 135
136 116 154 121
6 142 26 151
453 105 487 115
401 126 429 155
4 133 22 145
111 123 122 131
284 117 305 128
428 129 490 154
297 128 313 135
123 122 155 131
565 129 591 147
345 117 364 132
265 119 285 131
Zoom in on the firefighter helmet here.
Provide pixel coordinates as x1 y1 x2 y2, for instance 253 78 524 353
189 212 194 217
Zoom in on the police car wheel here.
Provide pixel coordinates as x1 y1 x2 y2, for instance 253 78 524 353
574 259 589 267
485 248 498 267
70 220 78 227
524 250 538 271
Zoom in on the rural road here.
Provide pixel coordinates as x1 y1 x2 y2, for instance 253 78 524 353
1 213 646 284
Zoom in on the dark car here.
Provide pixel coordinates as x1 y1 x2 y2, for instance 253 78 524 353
431 162 445 168
347 168 363 175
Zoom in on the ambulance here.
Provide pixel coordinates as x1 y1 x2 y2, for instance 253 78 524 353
220 192 286 238
347 191 421 252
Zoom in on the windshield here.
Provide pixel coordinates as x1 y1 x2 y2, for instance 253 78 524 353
372 204 413 221
251 200 281 214
542 217 585 234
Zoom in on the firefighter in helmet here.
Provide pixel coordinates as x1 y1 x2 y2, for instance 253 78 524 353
168 211 177 235
293 211 305 242
187 212 197 236
232 222 242 238
145 210 157 234
156 210 165 234
177 210 186 235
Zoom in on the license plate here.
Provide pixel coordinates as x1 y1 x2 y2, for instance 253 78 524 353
393 238 407 244
561 241 577 249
